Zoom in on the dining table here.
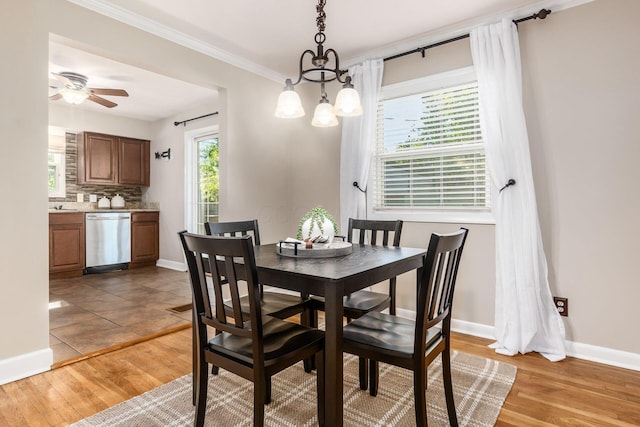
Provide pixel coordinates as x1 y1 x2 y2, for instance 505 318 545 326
252 242 427 426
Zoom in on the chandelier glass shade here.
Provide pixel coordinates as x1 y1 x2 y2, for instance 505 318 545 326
274 0 362 127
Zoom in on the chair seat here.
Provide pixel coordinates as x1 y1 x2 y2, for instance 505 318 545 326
343 311 441 359
311 290 390 318
209 316 324 365
225 291 309 319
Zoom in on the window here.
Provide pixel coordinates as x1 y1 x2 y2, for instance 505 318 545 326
370 67 492 224
48 132 66 198
185 126 219 234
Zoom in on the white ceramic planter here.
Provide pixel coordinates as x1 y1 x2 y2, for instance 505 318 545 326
300 216 335 245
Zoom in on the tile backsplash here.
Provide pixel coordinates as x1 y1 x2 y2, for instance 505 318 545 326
49 132 143 203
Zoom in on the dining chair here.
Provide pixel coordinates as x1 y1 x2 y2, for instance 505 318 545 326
204 220 311 320
342 228 468 427
180 232 325 427
308 218 403 384
201 221 315 375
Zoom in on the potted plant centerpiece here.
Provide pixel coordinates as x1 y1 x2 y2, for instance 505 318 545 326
297 206 339 245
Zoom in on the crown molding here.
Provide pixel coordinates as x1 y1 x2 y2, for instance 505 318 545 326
64 0 287 84
65 0 594 86
343 0 595 68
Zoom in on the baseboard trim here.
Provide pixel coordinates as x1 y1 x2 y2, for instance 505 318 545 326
565 341 640 372
395 308 640 371
0 347 53 385
156 259 187 271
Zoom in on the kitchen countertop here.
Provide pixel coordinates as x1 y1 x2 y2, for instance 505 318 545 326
49 208 159 213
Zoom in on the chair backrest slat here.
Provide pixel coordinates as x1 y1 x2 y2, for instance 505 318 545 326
415 228 468 353
347 218 403 247
179 231 262 342
205 219 261 245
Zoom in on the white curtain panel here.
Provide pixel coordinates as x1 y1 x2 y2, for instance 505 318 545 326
470 20 566 361
339 59 384 232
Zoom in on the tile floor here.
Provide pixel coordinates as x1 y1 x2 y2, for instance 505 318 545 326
49 266 192 364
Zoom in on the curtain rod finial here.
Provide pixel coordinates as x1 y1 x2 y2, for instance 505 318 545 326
535 8 551 20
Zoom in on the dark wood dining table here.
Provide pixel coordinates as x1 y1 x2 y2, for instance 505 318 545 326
253 243 427 426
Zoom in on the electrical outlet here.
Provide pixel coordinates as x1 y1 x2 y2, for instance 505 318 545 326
76 193 84 203
553 297 568 317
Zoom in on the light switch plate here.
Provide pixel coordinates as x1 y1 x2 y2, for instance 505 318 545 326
76 193 84 203
89 194 97 202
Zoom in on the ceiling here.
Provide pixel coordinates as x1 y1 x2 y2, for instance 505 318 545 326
49 42 218 122
53 0 562 121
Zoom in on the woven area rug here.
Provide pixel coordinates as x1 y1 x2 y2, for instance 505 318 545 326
71 351 516 426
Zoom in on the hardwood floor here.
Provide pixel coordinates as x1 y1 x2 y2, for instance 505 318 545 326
1 327 639 426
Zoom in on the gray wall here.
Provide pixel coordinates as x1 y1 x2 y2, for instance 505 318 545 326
1 0 637 382
377 0 640 355
0 0 337 379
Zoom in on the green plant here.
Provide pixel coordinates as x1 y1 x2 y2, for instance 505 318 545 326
296 206 339 240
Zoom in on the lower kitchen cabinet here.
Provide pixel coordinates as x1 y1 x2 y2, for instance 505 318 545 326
130 211 159 268
49 212 85 279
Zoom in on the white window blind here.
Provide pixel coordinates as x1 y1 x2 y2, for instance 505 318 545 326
373 81 489 210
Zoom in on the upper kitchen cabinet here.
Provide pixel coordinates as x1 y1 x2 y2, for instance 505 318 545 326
119 137 150 186
77 132 150 186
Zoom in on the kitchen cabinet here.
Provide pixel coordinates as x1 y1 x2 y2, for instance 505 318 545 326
77 132 150 186
119 137 150 186
130 211 159 268
49 212 85 279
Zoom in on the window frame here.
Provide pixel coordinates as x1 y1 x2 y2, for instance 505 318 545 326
184 125 220 234
367 67 495 225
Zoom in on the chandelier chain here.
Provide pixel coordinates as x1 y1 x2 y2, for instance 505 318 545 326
316 0 326 37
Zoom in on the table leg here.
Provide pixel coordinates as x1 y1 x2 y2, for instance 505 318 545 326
324 283 343 426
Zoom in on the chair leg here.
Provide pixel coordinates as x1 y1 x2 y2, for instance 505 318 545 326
389 277 397 315
359 357 368 390
316 349 325 427
265 377 272 404
369 359 379 397
254 387 265 427
194 353 209 427
211 329 221 375
413 365 427 427
442 350 458 427
302 307 317 372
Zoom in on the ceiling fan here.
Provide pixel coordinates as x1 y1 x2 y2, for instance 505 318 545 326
49 71 129 108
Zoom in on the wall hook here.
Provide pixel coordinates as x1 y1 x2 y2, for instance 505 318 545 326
155 148 171 160
353 181 366 193
499 178 516 192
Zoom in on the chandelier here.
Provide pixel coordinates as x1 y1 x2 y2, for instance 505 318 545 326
274 0 362 127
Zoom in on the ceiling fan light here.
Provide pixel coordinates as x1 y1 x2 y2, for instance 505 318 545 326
311 100 339 127
60 88 89 105
333 86 362 117
274 87 305 118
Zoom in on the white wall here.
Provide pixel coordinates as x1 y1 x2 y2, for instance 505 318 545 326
0 0 328 384
49 103 153 139
0 0 51 383
145 103 219 264
3 0 637 385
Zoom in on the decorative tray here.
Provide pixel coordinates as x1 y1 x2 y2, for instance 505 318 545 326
276 240 353 258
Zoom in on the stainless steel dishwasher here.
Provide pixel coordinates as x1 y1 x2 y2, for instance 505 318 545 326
85 212 131 273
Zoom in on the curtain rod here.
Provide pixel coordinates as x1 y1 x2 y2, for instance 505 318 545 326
174 112 219 127
384 8 551 62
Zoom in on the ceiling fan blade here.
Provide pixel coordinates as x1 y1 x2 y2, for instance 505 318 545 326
88 94 117 108
51 72 73 87
89 88 129 97
49 93 63 101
